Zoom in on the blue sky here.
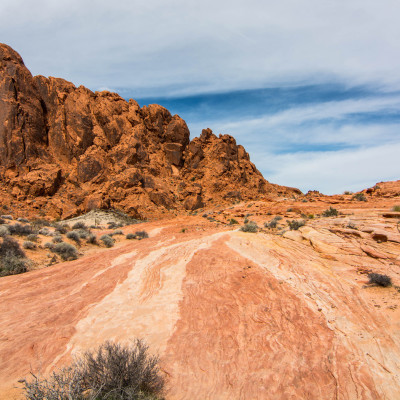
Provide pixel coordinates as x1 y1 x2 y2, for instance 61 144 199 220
1 0 399 194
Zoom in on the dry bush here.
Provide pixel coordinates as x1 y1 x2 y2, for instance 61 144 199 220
22 339 165 400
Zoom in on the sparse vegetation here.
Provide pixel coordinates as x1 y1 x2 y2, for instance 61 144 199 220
368 273 392 287
113 229 124 235
52 242 78 261
54 223 68 234
38 227 51 236
72 221 87 230
0 236 28 276
135 231 149 239
23 241 37 250
126 233 136 240
322 207 339 217
27 234 39 242
229 218 239 225
287 220 306 230
264 216 282 229
66 231 81 244
343 191 353 195
100 234 115 247
240 222 258 233
8 223 33 236
392 205 400 212
22 339 165 400
86 234 97 244
352 193 367 202
52 235 63 243
0 225 10 237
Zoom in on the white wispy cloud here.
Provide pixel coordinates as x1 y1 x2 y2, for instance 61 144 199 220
1 0 400 94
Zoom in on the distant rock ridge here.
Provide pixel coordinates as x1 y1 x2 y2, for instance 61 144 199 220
0 43 300 219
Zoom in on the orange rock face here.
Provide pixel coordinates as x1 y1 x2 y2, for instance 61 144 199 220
0 43 299 220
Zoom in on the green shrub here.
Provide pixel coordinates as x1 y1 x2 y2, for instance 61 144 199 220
322 207 338 217
66 231 81 244
52 242 78 261
287 220 306 230
229 218 239 225
0 237 28 276
38 227 51 236
368 273 392 287
52 235 63 243
135 231 149 239
22 339 164 400
392 205 400 212
27 234 39 242
72 221 87 230
240 222 258 233
126 233 136 240
0 254 28 276
100 235 115 247
0 225 10 237
54 223 68 234
8 223 33 236
352 193 367 202
23 241 37 250
86 234 97 244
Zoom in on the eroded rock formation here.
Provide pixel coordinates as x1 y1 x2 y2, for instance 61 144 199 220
0 43 299 219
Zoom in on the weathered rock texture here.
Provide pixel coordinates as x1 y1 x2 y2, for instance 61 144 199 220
2 193 400 399
0 43 299 219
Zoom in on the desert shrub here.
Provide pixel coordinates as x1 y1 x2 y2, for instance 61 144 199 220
0 254 28 276
86 234 97 244
0 218 5 224
0 236 25 258
392 205 400 212
264 216 282 229
322 207 338 217
287 220 306 230
107 221 124 229
343 191 353 195
27 234 39 242
17 217 30 223
0 225 10 237
66 231 81 244
54 223 68 234
100 234 115 247
44 242 55 250
286 208 293 212
368 273 392 287
72 221 87 230
126 233 136 240
23 241 37 250
135 231 149 239
229 218 239 225
38 227 51 236
52 242 78 261
0 237 28 276
8 223 33 236
31 219 51 228
22 339 164 400
352 193 367 202
240 222 258 233
75 229 90 239
1 215 13 220
52 235 63 243
113 229 124 235
347 221 357 229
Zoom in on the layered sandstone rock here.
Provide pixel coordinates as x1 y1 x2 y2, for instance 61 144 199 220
0 43 299 219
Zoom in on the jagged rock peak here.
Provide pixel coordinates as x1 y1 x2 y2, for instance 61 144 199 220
0 43 300 219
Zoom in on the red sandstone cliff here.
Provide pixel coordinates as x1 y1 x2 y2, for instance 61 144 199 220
0 43 299 219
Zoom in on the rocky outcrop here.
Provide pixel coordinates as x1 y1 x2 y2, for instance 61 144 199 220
0 43 299 219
